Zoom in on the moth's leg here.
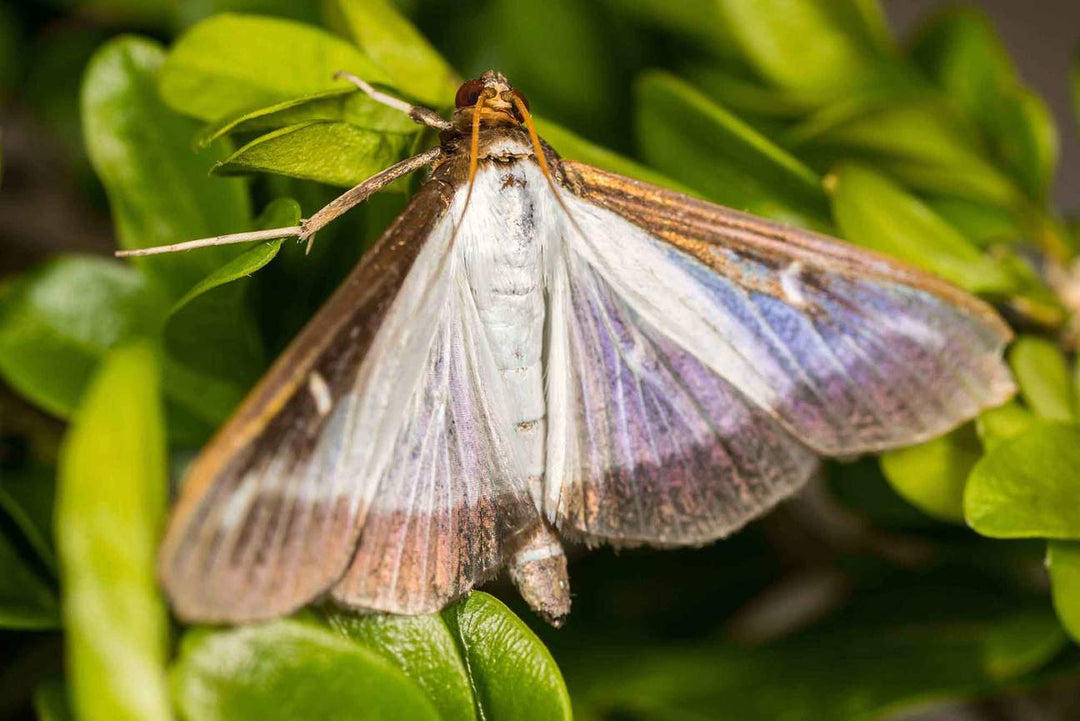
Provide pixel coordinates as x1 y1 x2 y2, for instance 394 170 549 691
299 145 442 251
334 71 453 131
116 147 442 258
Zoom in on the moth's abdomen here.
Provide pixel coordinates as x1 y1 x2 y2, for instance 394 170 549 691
461 161 549 504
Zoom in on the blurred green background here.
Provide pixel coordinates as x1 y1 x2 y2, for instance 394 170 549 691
1 1 1079 720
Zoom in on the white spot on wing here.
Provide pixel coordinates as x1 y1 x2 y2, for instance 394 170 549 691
308 371 333 417
780 262 807 307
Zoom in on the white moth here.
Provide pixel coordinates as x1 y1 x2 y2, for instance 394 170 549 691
124 71 1015 626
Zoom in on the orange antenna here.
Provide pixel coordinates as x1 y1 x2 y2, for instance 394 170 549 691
510 93 584 234
510 94 554 188
455 92 487 227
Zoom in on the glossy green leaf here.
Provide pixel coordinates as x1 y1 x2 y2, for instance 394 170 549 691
159 14 388 122
635 71 830 229
214 121 415 187
197 88 416 149
533 116 695 194
82 36 252 299
880 425 981 523
0 256 166 418
981 609 1067 679
1048 541 1080 642
170 198 301 314
57 342 172 721
976 400 1035 451
715 0 878 94
328 613 477 721
828 163 1016 295
0 526 59 629
965 422 1080 539
327 0 459 106
329 592 571 721
1008 336 1075 422
171 620 440 721
443 592 572 721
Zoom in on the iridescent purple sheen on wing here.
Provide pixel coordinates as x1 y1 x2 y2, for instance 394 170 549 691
662 242 1014 454
553 259 818 546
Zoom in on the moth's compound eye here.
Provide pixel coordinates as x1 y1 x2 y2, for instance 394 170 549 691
455 78 486 108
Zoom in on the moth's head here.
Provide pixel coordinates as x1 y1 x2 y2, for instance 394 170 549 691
451 70 530 129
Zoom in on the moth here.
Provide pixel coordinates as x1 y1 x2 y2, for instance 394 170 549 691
124 71 1015 626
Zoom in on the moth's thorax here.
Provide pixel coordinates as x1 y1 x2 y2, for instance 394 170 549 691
432 127 563 186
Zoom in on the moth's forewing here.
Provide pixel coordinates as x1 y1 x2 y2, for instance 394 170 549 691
159 180 455 623
546 160 1013 545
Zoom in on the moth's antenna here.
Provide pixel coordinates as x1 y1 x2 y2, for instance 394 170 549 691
334 71 452 131
457 92 486 225
509 94 587 238
115 227 302 257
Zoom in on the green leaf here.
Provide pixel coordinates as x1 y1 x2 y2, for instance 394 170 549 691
0 256 166 418
715 0 878 95
976 400 1035 451
158 13 388 122
828 163 1017 295
0 460 57 571
57 342 172 721
443 592 572 721
909 8 1017 124
1008 336 1075 422
1048 541 1080 642
328 613 477 721
533 115 695 194
986 86 1058 201
794 100 1021 208
214 121 415 187
880 424 981 523
328 592 572 721
327 0 459 106
964 422 1080 539
197 88 416 149
908 9 1058 200
159 198 301 430
82 36 252 299
981 609 1067 679
635 71 830 230
170 198 301 314
171 620 440 721
926 197 1022 248
0 526 59 629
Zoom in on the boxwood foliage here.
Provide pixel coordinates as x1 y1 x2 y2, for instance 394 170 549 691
1 1 1078 720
